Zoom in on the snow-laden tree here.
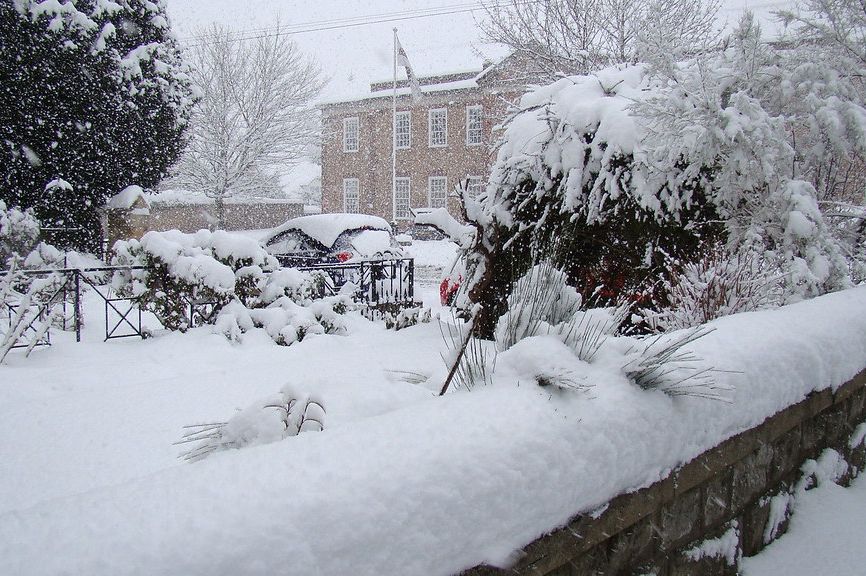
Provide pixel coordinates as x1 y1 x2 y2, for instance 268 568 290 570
635 13 863 293
172 26 324 229
477 0 720 80
0 0 196 252
774 0 866 280
459 13 866 337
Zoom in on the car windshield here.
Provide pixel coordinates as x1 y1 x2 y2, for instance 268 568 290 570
266 230 319 254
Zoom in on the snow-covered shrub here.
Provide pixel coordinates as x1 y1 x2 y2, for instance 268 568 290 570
623 327 731 401
213 296 349 346
177 383 325 462
438 315 495 394
643 246 784 331
0 261 66 363
495 262 628 362
112 229 281 331
382 305 431 331
111 229 349 344
461 14 865 336
0 200 40 266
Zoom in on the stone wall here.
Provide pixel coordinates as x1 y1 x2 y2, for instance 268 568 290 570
462 368 866 576
104 202 304 247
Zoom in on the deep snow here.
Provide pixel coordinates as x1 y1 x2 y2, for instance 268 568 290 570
1 246 865 575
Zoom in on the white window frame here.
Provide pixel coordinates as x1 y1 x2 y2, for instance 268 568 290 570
343 178 359 213
428 108 448 148
394 177 411 220
466 105 483 146
395 110 411 150
343 117 359 153
428 176 448 209
465 176 483 200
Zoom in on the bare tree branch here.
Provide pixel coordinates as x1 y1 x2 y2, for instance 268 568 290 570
172 25 325 228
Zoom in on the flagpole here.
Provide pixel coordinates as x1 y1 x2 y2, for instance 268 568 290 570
391 28 398 223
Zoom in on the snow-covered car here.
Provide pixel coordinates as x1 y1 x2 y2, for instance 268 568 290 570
261 213 404 267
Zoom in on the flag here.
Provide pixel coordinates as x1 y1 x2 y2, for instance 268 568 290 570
395 35 423 101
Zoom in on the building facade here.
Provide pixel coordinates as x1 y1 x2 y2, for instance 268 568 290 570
320 56 532 227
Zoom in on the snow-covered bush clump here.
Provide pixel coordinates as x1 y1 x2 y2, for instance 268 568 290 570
495 262 627 361
440 260 722 399
0 200 40 266
0 202 83 361
460 14 865 337
112 230 349 343
177 383 325 462
642 245 784 331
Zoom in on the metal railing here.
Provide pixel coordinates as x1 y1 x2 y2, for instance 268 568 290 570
2 266 150 345
2 258 418 353
298 257 416 308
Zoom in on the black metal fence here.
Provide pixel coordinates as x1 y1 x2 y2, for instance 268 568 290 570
2 258 417 352
2 266 150 346
299 257 415 307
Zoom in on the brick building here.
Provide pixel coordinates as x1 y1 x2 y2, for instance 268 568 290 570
319 55 533 227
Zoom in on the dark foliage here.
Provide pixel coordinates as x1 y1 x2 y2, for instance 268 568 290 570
0 1 194 252
469 153 724 338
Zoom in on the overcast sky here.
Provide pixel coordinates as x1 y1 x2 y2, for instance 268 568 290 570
165 0 795 102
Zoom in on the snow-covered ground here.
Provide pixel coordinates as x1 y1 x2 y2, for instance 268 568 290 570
742 450 866 576
1 242 865 575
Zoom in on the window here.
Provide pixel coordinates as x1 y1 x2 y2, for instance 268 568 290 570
343 117 359 152
465 176 484 199
394 177 411 220
466 105 483 146
395 111 411 149
343 178 359 213
428 108 447 147
428 176 447 209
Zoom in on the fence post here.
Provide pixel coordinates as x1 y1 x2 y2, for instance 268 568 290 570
74 270 81 342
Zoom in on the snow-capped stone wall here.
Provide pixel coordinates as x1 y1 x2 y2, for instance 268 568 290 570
462 369 866 575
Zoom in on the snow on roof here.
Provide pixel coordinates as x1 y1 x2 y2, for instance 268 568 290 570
325 62 507 106
106 185 148 210
265 213 392 248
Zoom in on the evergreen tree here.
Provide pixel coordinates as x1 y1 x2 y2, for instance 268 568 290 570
0 0 196 252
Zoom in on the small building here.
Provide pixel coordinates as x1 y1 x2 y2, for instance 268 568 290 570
319 55 534 227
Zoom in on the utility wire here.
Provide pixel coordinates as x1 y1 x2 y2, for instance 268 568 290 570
181 0 542 47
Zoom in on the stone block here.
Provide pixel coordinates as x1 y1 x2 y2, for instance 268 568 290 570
806 388 833 418
603 515 658 573
768 425 802 487
701 467 733 530
516 529 583 575
798 418 822 462
847 390 866 427
833 369 866 404
730 446 771 512
569 548 607 576
848 443 866 477
659 488 703 551
813 404 850 451
760 401 809 443
739 496 772 557
673 457 712 497
700 433 756 475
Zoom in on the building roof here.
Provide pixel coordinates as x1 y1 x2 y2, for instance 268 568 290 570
319 54 529 108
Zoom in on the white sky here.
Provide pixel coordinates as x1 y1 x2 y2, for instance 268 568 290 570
165 0 796 103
